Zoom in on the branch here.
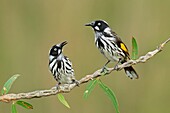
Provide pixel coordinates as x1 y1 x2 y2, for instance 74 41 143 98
0 38 170 103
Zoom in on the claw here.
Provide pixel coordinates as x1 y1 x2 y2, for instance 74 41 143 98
100 60 110 74
113 64 119 71
56 82 61 90
114 58 121 71
73 79 80 87
75 80 80 86
101 66 109 75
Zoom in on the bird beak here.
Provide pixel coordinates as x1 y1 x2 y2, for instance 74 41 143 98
85 22 93 27
60 41 68 48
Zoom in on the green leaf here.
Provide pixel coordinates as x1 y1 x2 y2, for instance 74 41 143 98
1 74 20 95
131 37 138 60
98 79 120 113
83 79 97 99
57 94 70 108
16 100 33 109
12 102 17 113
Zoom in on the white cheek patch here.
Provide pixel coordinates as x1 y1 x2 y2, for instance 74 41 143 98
104 27 111 33
49 55 55 60
94 26 100 31
104 27 113 36
58 49 61 54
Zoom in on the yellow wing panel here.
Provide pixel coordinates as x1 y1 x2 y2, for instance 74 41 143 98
120 43 128 53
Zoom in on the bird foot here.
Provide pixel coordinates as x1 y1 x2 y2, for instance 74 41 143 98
113 64 119 71
101 66 109 75
73 79 80 87
56 83 61 90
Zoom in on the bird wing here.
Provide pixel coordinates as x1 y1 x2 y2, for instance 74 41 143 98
110 30 130 58
117 41 130 59
103 28 130 59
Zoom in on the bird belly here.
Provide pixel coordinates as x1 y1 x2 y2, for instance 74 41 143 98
58 73 74 84
101 48 120 62
49 57 75 84
95 35 123 62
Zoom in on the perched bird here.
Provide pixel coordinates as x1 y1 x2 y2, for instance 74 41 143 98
49 41 79 88
85 20 139 79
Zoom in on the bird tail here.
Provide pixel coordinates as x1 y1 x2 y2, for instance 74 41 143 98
121 60 139 79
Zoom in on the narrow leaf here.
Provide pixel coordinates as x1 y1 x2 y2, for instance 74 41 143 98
16 100 33 109
57 94 70 108
131 37 138 60
83 79 97 99
1 74 20 95
12 102 17 113
98 80 120 113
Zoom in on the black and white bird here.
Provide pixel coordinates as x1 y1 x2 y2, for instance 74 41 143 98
49 41 79 88
85 20 139 79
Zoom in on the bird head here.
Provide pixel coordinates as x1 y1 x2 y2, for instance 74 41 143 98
49 41 67 57
85 20 109 32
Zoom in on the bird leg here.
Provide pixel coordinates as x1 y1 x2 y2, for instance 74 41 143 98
56 82 61 90
101 60 110 74
72 79 80 87
113 59 121 71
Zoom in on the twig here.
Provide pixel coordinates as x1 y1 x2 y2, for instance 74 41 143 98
0 38 170 103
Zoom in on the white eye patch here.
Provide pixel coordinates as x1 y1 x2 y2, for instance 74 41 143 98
58 49 61 54
94 26 100 31
98 22 101 26
54 48 57 51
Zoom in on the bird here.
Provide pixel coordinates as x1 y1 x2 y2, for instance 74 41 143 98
49 41 79 89
85 20 139 79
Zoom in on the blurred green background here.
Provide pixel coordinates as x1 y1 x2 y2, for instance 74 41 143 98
0 0 170 113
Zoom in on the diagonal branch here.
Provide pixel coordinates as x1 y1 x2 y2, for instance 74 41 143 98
0 38 170 103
